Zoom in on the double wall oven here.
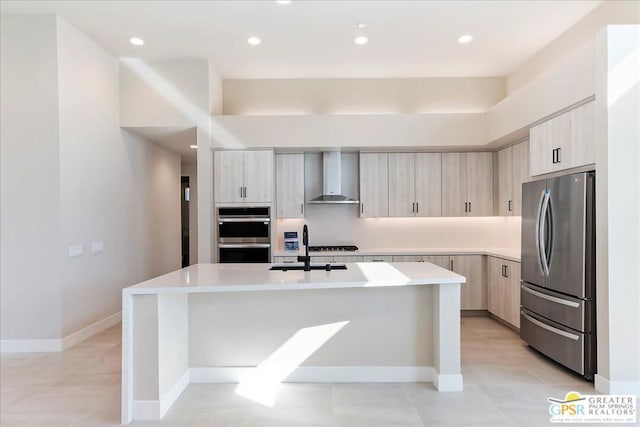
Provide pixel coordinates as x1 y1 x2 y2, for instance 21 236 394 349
217 207 271 263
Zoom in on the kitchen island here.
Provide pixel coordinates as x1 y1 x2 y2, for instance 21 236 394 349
121 262 466 424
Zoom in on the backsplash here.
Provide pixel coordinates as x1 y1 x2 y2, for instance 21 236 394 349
275 204 521 251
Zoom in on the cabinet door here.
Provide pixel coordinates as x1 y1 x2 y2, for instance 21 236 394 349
505 261 521 328
567 101 595 170
214 151 245 202
466 152 493 216
511 140 529 216
392 255 422 262
529 119 555 176
486 256 502 315
441 153 467 216
498 147 513 216
276 154 305 218
388 153 415 217
243 151 274 202
423 255 450 269
414 153 442 217
359 153 389 218
334 255 363 262
312 256 334 263
451 255 485 310
362 255 392 262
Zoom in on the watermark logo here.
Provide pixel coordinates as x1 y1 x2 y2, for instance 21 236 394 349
548 391 637 423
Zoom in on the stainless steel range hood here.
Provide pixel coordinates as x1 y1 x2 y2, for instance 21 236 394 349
308 151 360 204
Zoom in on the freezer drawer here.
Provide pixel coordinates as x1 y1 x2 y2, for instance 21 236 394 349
521 283 589 332
520 308 585 376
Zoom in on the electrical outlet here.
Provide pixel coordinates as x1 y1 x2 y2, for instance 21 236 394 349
68 245 83 257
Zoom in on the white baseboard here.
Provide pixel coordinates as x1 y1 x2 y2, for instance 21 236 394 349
433 373 464 391
595 374 640 395
0 339 61 353
160 370 190 418
61 311 121 350
190 366 435 383
0 311 121 353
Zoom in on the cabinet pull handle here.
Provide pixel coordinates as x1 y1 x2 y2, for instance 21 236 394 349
240 187 243 198
556 147 561 163
243 187 247 198
449 259 454 271
508 200 512 212
468 202 471 213
464 202 468 213
416 202 419 213
552 149 556 164
301 203 304 214
361 203 364 214
412 202 415 213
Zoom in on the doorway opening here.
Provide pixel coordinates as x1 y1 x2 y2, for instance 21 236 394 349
181 176 190 268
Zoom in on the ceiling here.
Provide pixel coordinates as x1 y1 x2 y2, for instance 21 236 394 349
125 126 198 161
1 0 601 79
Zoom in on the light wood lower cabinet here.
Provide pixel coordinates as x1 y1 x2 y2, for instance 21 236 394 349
362 255 393 262
450 255 485 310
487 256 521 328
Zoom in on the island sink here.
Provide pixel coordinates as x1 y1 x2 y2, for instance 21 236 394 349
270 263 347 271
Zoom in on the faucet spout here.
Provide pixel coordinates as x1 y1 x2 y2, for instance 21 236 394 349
297 224 311 271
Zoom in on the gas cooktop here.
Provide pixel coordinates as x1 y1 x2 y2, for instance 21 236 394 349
309 245 359 252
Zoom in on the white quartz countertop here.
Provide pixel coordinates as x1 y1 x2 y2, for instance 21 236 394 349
273 247 521 262
124 262 466 295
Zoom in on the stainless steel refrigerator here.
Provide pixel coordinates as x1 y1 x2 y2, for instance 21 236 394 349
520 171 596 380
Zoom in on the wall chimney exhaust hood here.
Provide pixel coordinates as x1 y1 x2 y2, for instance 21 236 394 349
308 151 360 204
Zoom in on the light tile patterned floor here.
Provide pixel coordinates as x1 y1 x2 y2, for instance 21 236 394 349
1 316 600 426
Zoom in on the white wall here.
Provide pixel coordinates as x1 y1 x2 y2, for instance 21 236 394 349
210 113 486 149
120 58 209 127
594 25 640 395
56 18 181 336
0 15 62 340
486 41 595 145
223 78 505 115
507 1 640 94
1 16 181 344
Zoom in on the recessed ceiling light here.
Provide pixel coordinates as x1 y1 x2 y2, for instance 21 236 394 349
354 36 368 45
247 36 262 46
276 0 291 4
458 35 473 44
357 22 366 28
190 145 198 149
129 37 145 46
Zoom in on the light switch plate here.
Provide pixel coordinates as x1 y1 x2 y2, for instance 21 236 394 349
68 245 83 257
91 242 104 253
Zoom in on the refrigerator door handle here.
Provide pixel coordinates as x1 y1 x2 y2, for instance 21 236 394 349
521 284 580 308
539 189 551 276
522 312 580 341
535 190 546 276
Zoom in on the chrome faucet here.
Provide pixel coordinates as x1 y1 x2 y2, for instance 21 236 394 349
297 224 311 271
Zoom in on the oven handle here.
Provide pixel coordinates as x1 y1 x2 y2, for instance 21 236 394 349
218 218 270 223
218 243 271 249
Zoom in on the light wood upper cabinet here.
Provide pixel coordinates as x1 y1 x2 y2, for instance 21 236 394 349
276 154 305 218
414 153 442 217
388 153 442 217
359 153 389 218
214 150 274 203
529 101 595 176
450 255 485 310
388 153 415 217
214 151 245 203
497 140 530 216
486 256 521 328
442 153 493 217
